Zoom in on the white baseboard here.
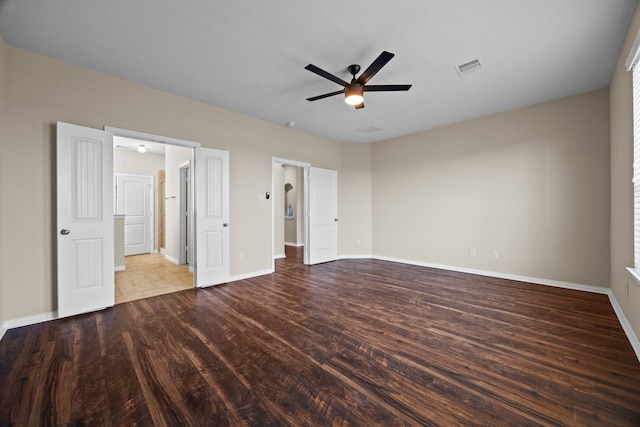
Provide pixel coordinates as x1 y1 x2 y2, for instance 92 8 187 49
607 290 640 362
373 255 608 294
339 254 374 260
285 242 304 247
274 253 286 259
229 268 274 282
2 311 58 341
164 253 179 265
2 256 638 363
372 255 640 362
114 265 126 271
188 266 194 273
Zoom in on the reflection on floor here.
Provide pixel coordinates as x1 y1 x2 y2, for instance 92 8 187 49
115 253 193 304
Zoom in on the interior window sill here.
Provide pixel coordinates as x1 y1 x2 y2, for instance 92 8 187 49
626 267 640 286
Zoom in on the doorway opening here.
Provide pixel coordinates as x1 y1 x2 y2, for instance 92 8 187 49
112 135 194 303
178 162 190 266
272 158 310 270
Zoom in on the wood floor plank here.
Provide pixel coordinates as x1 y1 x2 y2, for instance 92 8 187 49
2 256 640 426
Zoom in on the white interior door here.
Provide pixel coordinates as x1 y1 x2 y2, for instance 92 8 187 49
194 147 229 286
115 174 152 256
57 122 114 318
308 167 338 264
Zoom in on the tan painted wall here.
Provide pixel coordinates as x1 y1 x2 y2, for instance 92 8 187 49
372 89 610 287
113 147 164 177
610 5 640 345
339 144 373 255
0 35 6 328
1 46 353 321
164 145 193 263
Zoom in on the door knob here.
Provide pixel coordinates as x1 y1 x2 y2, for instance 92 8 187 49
223 223 229 227
60 229 70 235
334 218 339 222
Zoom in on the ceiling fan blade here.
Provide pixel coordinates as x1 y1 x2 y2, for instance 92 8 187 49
305 64 349 87
306 90 344 102
355 102 365 110
364 84 412 92
356 51 395 85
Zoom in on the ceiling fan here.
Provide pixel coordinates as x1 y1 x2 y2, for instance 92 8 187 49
305 51 412 109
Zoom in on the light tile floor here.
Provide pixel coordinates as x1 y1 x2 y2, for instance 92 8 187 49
115 253 193 304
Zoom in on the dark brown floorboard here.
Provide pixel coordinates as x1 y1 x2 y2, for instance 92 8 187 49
1 259 640 426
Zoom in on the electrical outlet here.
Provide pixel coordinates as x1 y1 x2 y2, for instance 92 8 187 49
469 248 476 257
626 282 630 297
491 250 499 259
239 252 245 262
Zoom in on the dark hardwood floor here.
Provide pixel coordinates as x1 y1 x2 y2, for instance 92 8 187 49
1 256 640 426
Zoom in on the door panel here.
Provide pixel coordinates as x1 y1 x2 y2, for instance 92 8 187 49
195 148 229 286
115 174 152 256
57 122 114 318
308 167 338 264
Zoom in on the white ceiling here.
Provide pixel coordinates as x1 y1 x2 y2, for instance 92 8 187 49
0 0 637 143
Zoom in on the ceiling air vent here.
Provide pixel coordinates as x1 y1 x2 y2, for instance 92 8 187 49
455 59 483 77
358 125 383 134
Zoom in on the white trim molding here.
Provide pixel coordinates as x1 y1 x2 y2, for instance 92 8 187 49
373 255 608 293
1 311 59 341
372 255 639 362
626 28 640 71
607 290 640 362
114 265 126 272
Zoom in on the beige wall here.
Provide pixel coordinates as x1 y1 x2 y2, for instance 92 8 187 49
1 46 353 321
372 89 610 287
340 144 373 255
611 6 640 345
113 147 164 177
0 35 6 328
163 145 192 263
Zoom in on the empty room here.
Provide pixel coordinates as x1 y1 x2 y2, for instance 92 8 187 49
1 1 640 425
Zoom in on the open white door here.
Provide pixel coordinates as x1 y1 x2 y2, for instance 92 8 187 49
115 174 152 256
57 122 114 318
308 167 338 264
194 147 229 287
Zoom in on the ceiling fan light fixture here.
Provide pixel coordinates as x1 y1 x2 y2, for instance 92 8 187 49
137 144 147 153
344 84 364 105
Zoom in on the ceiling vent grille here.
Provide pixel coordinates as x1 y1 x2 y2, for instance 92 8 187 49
455 59 483 77
358 125 383 134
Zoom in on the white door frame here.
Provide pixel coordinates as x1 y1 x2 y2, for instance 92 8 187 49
271 157 311 268
106 126 200 286
178 161 190 265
